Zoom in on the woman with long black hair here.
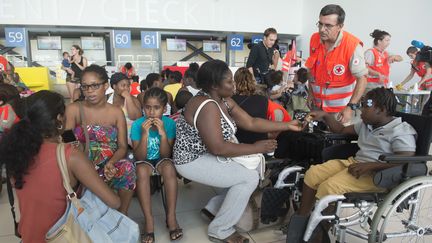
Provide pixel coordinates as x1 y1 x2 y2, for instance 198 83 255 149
0 90 120 243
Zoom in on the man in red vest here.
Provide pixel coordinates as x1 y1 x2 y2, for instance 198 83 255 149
305 4 368 124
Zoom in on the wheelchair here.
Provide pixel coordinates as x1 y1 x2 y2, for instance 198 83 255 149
273 112 432 242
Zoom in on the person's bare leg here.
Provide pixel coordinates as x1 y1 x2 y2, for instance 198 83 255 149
158 160 182 240
66 82 75 102
118 188 134 215
136 164 154 234
297 183 318 216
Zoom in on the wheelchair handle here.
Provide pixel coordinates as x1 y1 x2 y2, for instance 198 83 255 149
274 166 303 189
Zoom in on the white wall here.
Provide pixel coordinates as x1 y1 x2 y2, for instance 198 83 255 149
299 0 432 85
0 0 303 35
3 0 431 84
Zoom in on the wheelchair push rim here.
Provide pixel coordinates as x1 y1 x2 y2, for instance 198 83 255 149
369 176 432 243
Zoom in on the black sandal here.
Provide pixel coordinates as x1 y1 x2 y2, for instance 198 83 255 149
169 228 183 241
141 232 155 243
166 220 183 241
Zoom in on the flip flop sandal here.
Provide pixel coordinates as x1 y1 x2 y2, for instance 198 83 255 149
169 228 183 241
141 232 155 243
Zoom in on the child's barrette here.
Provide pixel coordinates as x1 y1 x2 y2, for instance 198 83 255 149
366 99 373 107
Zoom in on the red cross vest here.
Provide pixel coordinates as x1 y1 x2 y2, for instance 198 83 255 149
130 82 140 96
0 55 7 72
305 31 362 113
367 48 390 85
412 61 432 90
414 61 432 90
267 100 291 122
120 66 134 78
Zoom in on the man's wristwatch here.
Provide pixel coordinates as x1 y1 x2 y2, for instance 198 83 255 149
347 103 360 110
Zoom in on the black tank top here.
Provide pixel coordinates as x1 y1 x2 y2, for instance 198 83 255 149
71 56 84 79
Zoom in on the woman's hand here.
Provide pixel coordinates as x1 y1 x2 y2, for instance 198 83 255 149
104 162 117 181
287 119 307 132
253 139 277 153
120 89 131 99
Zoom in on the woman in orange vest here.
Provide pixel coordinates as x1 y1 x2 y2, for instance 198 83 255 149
365 29 402 91
397 46 432 90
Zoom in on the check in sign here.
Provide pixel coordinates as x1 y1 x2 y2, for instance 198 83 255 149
251 35 263 44
5 28 26 47
113 30 131 48
141 31 159 49
228 34 244 51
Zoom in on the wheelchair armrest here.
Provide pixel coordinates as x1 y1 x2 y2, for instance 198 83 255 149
316 130 358 141
321 143 360 162
379 154 432 163
265 157 285 165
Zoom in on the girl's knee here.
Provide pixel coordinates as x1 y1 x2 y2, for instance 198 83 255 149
158 160 177 177
136 164 152 178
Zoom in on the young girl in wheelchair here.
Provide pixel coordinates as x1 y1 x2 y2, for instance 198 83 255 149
286 87 417 242
130 87 182 243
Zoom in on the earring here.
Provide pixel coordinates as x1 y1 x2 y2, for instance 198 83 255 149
57 124 63 130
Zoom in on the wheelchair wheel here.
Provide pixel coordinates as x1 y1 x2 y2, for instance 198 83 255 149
369 176 432 243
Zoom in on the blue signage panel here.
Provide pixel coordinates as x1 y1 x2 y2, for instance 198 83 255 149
228 34 244 51
5 28 26 47
141 31 159 49
251 35 263 44
113 30 131 48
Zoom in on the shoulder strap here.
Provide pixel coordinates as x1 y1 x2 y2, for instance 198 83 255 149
56 143 75 194
6 171 20 238
56 143 84 211
79 102 90 156
193 99 236 133
193 99 216 129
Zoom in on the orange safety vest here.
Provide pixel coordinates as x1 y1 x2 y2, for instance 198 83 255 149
414 61 432 90
367 48 390 85
0 104 20 133
305 31 362 113
267 100 291 122
0 55 8 72
120 66 135 78
130 82 140 96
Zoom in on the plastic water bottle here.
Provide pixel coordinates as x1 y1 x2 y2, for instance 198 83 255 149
411 40 425 49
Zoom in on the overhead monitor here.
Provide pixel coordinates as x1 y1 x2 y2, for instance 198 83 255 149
81 36 104 50
166 38 187 52
37 36 61 50
203 40 221 52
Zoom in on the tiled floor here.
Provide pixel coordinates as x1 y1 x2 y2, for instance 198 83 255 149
2 168 431 243
0 180 289 243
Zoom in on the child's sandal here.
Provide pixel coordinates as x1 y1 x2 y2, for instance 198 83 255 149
141 232 155 243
